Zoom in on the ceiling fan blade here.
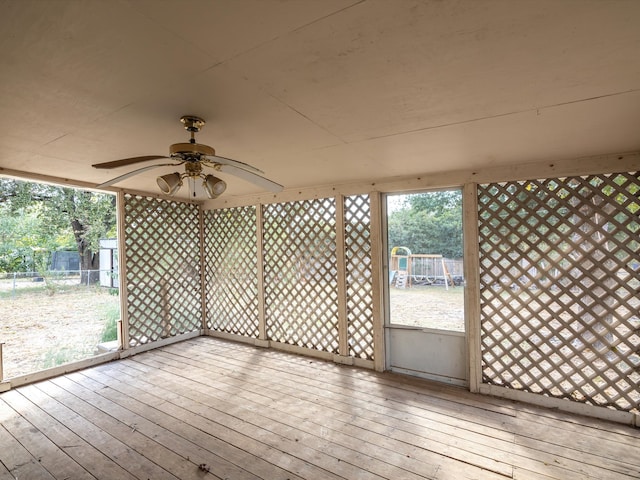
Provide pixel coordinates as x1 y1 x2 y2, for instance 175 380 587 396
92 155 168 169
218 164 283 193
208 155 265 174
96 163 182 188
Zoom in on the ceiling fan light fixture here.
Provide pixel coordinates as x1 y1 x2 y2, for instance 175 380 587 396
203 174 227 199
157 172 183 195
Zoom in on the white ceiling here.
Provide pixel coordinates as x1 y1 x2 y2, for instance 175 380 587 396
1 0 639 199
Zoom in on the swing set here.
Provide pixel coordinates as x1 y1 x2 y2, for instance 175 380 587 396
389 246 455 289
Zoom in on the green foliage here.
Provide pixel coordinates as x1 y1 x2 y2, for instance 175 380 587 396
40 347 80 369
100 304 120 342
387 191 463 258
0 179 116 273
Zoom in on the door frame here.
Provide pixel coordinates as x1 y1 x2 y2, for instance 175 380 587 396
381 188 469 387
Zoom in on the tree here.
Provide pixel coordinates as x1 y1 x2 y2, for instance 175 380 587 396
387 191 463 258
0 179 116 283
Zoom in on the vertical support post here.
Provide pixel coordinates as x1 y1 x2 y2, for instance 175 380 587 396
256 204 267 342
0 342 4 382
442 257 449 290
198 205 208 334
335 194 349 358
117 191 131 350
369 191 386 372
463 182 482 392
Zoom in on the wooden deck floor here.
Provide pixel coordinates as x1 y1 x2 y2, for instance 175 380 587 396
0 337 638 480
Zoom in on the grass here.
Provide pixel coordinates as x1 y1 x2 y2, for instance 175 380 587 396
100 303 120 342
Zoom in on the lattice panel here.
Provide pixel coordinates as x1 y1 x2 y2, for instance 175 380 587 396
123 194 203 347
263 198 339 353
478 172 640 412
344 194 374 360
203 206 259 337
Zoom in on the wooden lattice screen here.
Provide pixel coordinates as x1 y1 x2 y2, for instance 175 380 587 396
344 194 374 360
263 198 340 353
203 206 259 337
478 172 639 412
123 194 203 347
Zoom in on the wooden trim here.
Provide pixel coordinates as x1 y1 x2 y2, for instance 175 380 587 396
206 330 265 347
369 191 386 372
268 340 335 362
335 194 349 357
256 204 267 341
479 383 638 427
2 352 120 390
116 191 131 350
352 357 375 369
119 330 203 358
0 166 105 191
463 182 482 392
202 151 640 210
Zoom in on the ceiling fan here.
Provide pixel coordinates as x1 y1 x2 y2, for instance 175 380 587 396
92 115 283 199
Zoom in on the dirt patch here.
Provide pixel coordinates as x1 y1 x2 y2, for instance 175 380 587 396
390 285 465 331
0 285 119 379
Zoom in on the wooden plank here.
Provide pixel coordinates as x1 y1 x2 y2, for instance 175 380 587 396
335 194 349 357
0 397 93 480
0 388 146 480
143 347 521 475
79 365 390 480
368 191 386 371
1 337 638 480
158 338 640 479
116 190 130 349
60 372 308 480
462 181 482 392
127 350 514 479
18 383 181 480
0 420 56 480
175 338 517 431
256 203 267 341
214 339 640 450
197 206 208 332
38 377 257 480
67 369 330 480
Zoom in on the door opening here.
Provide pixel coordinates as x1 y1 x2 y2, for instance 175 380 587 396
384 189 467 385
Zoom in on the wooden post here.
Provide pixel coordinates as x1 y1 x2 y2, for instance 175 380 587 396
116 191 130 350
256 204 267 343
463 182 482 392
198 205 208 333
369 192 386 372
335 194 349 358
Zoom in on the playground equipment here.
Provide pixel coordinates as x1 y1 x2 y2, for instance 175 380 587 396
390 246 456 289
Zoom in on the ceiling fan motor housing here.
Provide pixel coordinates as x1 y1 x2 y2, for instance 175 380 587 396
170 142 215 159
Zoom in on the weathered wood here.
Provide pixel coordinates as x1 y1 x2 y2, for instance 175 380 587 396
39 378 257 480
127 349 513 478
462 182 482 391
0 389 138 480
1 337 638 480
167 338 640 479
369 191 386 371
116 190 130 349
335 194 349 357
0 397 93 480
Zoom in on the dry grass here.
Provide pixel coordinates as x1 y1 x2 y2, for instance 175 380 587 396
0 284 120 379
389 285 465 331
